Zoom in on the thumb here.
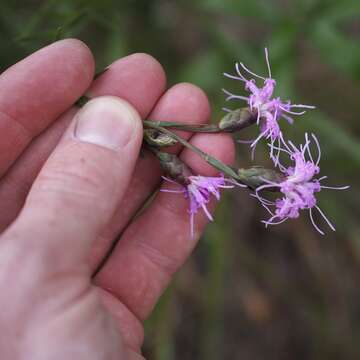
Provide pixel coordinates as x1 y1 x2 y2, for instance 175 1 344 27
7 96 143 269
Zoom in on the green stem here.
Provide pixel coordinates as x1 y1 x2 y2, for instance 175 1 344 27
145 122 241 181
144 120 220 133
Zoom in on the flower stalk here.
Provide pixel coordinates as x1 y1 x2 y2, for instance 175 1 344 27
144 107 257 134
75 47 348 236
144 121 240 181
144 120 220 133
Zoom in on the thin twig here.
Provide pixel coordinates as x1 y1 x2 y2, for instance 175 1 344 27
145 122 241 181
144 120 220 133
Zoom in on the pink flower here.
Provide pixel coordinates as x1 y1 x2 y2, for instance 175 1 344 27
162 174 233 237
253 133 349 235
223 48 315 154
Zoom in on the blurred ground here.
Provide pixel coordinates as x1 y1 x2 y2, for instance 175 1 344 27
1 0 359 359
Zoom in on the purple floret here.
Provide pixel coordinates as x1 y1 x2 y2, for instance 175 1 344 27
223 48 315 156
253 133 349 235
162 174 233 237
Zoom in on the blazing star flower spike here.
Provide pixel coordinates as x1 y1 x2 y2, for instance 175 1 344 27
162 174 234 237
223 48 315 154
253 133 349 235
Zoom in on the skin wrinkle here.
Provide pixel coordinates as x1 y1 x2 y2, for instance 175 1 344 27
0 39 94 182
0 110 68 231
1 109 76 187
97 246 171 321
28 134 134 218
134 239 181 278
90 156 162 268
0 242 90 354
21 291 122 360
125 253 171 320
0 109 33 177
0 40 94 132
97 288 144 351
0 107 33 140
88 53 167 119
133 198 205 265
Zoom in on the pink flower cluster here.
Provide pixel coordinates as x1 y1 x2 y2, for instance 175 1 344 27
160 48 348 237
223 48 315 154
222 49 348 234
253 133 349 235
162 175 234 237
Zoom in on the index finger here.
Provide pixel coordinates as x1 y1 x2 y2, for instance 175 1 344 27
0 39 95 176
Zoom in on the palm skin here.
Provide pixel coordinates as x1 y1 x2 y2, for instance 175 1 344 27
0 39 234 359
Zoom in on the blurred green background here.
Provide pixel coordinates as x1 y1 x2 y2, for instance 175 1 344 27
1 0 359 359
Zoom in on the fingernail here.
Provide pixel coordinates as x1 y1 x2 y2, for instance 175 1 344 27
75 97 138 149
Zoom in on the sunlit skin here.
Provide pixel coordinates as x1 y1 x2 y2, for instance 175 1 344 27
0 39 234 359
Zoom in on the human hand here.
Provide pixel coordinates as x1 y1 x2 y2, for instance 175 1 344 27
0 39 234 359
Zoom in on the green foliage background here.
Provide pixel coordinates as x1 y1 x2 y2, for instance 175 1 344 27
1 0 359 359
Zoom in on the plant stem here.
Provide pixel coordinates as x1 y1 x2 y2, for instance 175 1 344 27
144 120 220 133
145 122 241 181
